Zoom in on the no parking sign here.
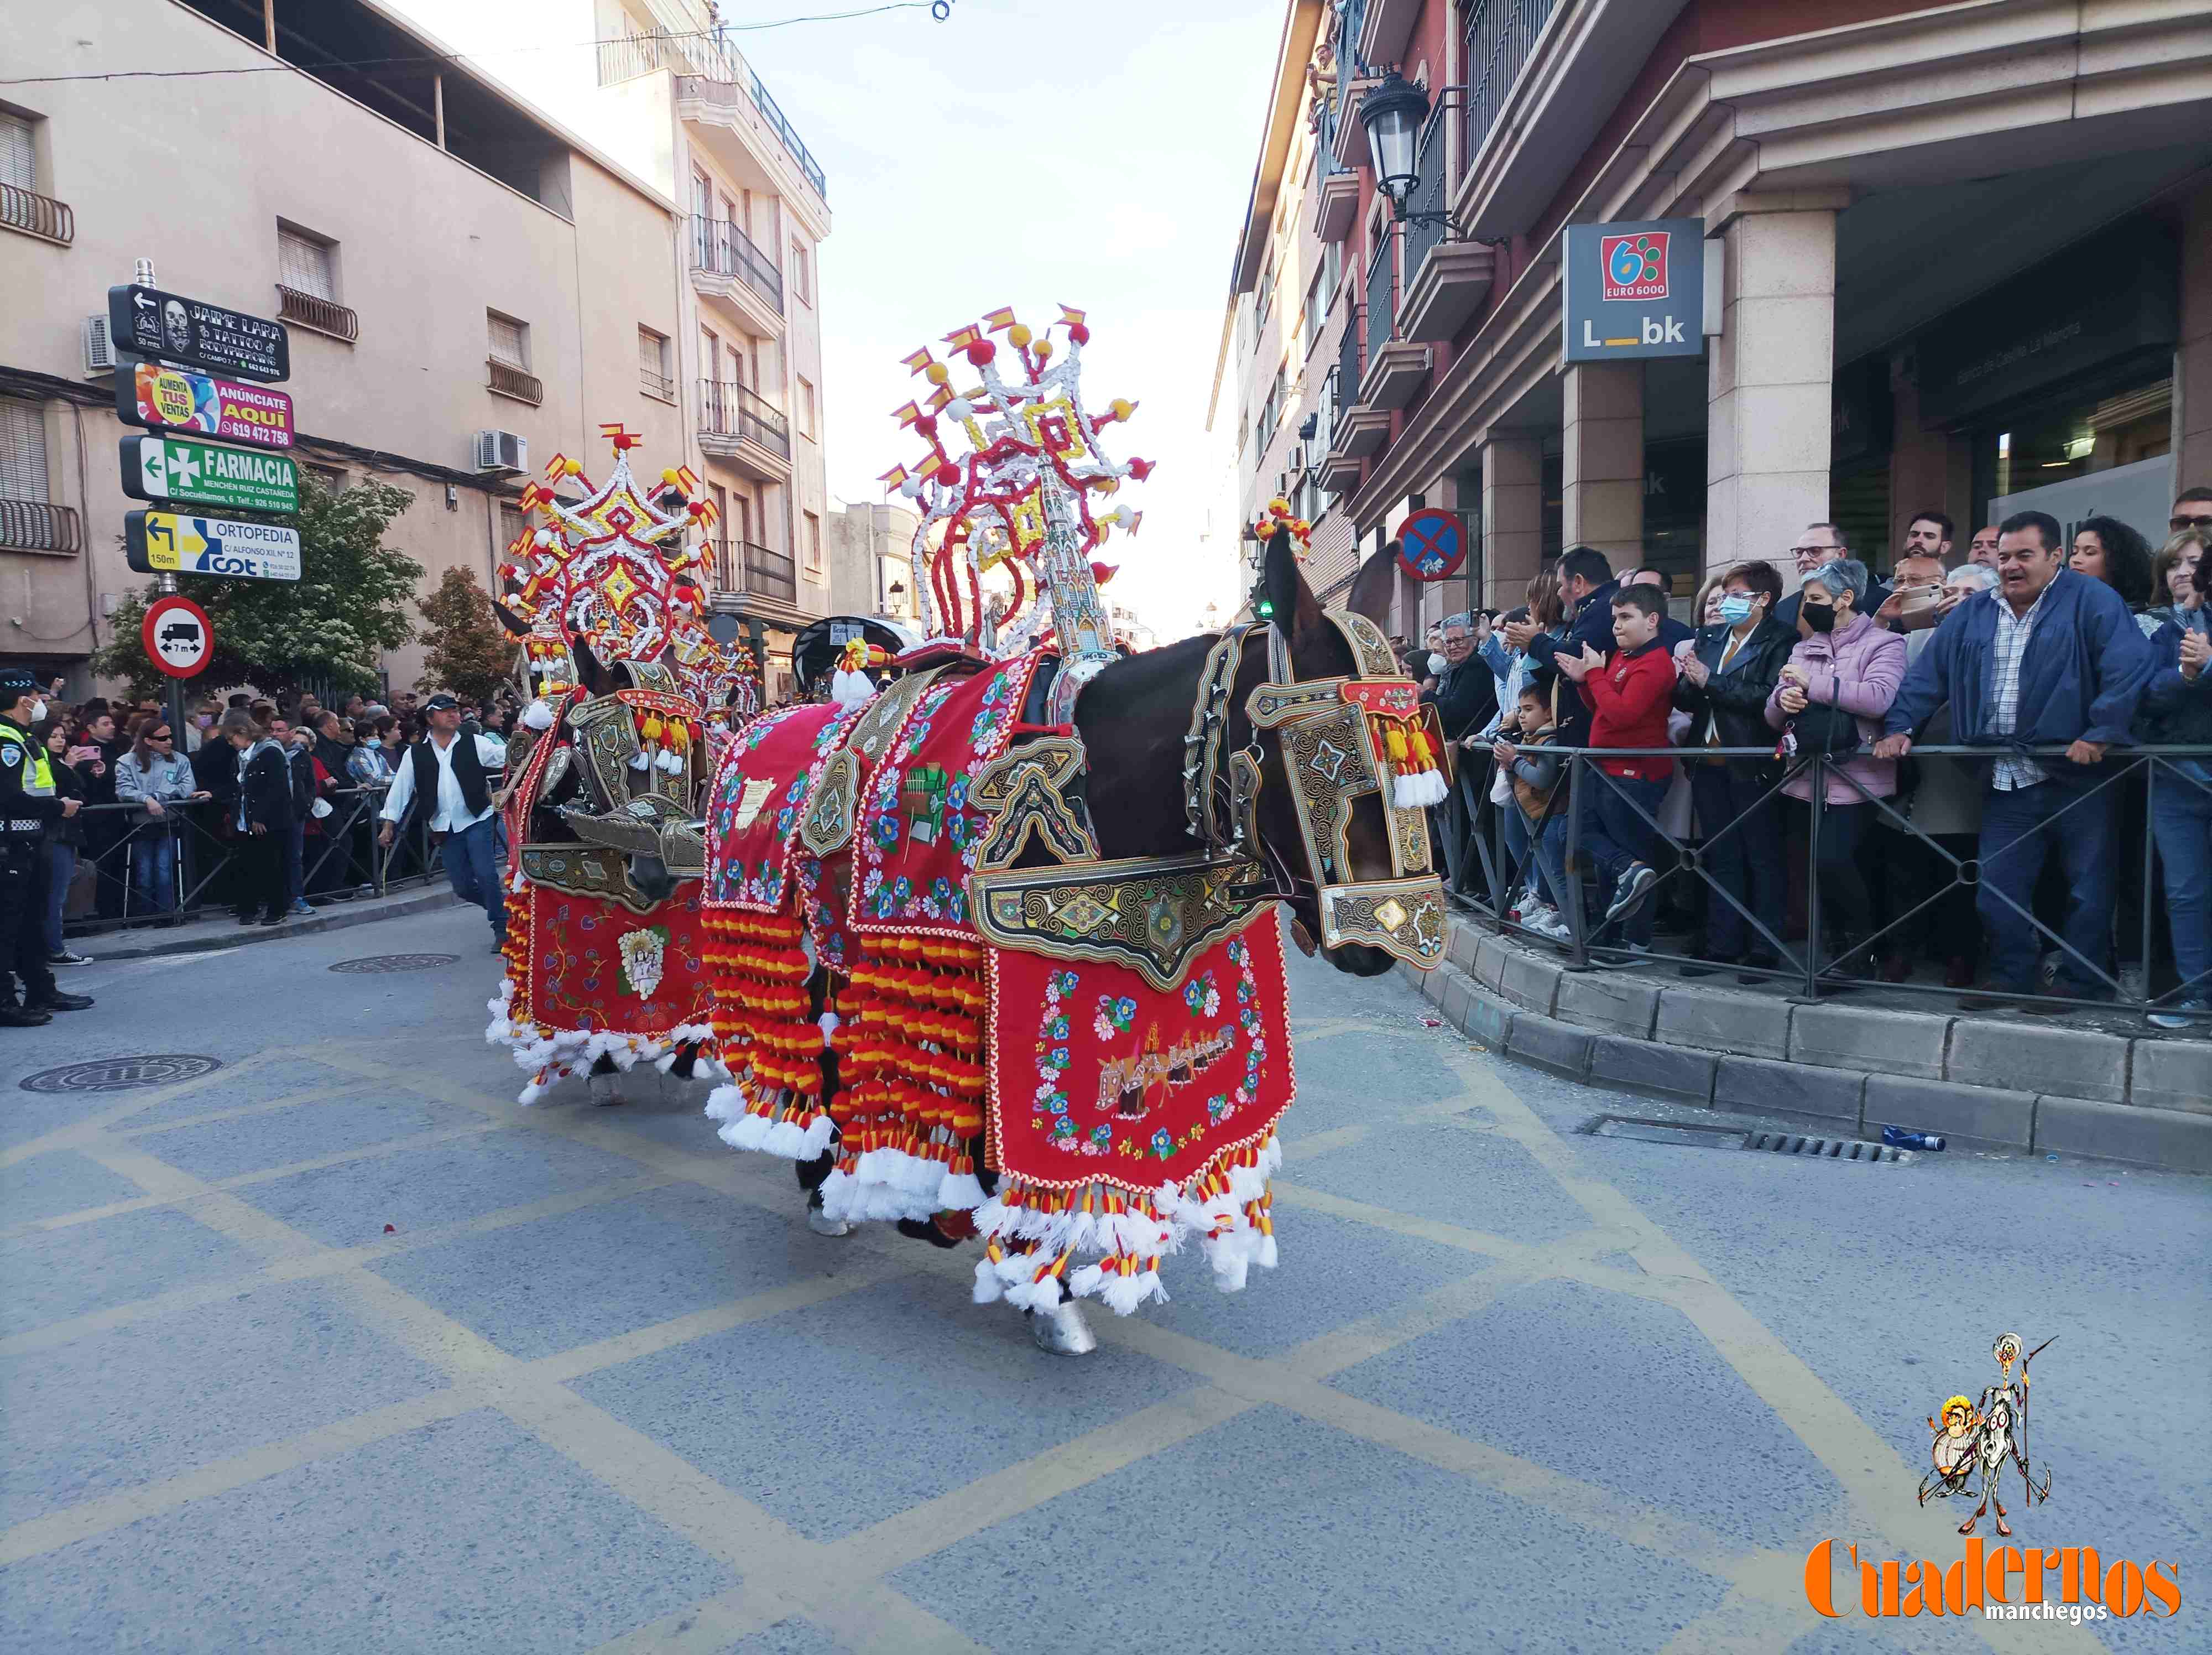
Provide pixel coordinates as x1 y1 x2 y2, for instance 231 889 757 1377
142 594 213 679
1394 508 1468 581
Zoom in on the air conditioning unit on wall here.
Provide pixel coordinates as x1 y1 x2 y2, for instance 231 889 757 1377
82 316 114 377
473 429 528 474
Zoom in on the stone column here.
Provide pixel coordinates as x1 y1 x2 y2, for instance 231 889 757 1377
1561 361 1644 564
1705 192 1848 577
1480 435 1543 611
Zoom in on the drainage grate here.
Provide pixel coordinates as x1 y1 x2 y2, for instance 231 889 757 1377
20 1055 223 1094
1585 1115 1911 1163
328 954 459 974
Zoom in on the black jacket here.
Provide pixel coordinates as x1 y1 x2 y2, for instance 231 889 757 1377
1672 618 1797 755
190 737 238 810
239 742 294 833
1421 658 1498 742
281 743 318 816
0 716 67 841
46 748 87 847
1525 577 1621 674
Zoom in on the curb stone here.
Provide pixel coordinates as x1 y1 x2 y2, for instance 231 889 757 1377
81 890 465 962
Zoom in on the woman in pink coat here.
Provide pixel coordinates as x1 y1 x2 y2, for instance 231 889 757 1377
1765 559 1907 980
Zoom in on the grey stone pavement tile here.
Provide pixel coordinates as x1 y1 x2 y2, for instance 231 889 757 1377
1286 1121 1595 1247
0 1408 731 1654
368 1182 848 1361
0 1208 261 1339
123 1091 475 1183
572 1276 1207 1545
106 1056 372 1128
888 1403 1735 1654
716 1616 851 1655
1 1277 448 1526
0 1148 144 1227
238 1131 647 1250
1326 1276 1845 1553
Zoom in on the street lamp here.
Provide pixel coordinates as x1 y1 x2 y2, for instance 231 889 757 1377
1358 71 1442 226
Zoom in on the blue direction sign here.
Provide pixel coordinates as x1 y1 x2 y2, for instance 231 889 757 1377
125 510 301 581
1395 508 1468 581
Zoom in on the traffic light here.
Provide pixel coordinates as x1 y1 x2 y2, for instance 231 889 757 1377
1250 578 1275 621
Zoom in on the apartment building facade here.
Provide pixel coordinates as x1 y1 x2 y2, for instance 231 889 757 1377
0 0 835 695
1215 0 2211 633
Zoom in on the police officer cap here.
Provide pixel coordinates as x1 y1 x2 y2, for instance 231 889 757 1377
0 668 39 700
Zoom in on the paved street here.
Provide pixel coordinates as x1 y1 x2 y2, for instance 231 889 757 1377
2 905 2204 1654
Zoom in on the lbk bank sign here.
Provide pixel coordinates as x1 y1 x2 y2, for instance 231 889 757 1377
1563 218 1706 362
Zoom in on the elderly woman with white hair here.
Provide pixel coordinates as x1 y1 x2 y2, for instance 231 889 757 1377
1765 558 1907 986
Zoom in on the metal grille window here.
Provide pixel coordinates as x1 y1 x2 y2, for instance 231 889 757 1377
639 326 672 398
487 312 529 369
0 115 33 190
499 502 524 549
0 398 48 500
278 229 336 300
1462 0 1559 170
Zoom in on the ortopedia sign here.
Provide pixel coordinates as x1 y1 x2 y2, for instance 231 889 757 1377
126 511 301 582
1563 217 1705 362
140 594 214 679
108 284 289 382
121 434 299 515
119 361 294 450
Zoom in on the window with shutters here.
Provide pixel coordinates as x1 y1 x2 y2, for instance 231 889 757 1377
1 398 48 501
0 115 33 191
0 109 71 246
487 312 529 368
278 228 336 299
499 502 525 550
638 326 672 399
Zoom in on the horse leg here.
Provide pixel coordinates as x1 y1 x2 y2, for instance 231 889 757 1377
1027 1278 1097 1357
587 1053 624 1107
797 1146 847 1236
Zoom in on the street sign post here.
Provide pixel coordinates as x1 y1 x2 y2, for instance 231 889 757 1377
141 594 214 679
118 360 295 450
126 510 302 582
121 434 299 514
107 284 290 381
1562 218 1706 363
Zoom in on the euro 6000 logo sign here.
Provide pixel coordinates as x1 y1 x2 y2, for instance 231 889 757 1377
1600 232 1670 302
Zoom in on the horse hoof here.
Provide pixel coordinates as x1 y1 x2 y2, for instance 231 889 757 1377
806 1209 851 1237
1029 1299 1097 1357
587 1073 623 1107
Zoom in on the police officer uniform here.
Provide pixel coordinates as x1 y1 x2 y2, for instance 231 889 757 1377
0 668 93 1024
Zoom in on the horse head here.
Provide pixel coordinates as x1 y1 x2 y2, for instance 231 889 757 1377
1076 528 1446 979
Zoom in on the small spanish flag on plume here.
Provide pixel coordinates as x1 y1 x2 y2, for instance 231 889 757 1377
982 306 1019 332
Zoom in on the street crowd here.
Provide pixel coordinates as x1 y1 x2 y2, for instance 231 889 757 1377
1412 486 2212 1029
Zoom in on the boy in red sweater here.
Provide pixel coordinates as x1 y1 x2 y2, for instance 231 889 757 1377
1557 584 1674 943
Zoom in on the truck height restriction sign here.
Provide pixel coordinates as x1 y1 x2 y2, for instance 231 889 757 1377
126 510 302 581
141 594 214 679
121 434 300 515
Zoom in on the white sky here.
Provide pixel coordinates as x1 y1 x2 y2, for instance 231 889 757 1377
748 0 1280 639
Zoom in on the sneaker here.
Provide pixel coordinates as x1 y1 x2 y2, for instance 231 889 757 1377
2147 998 2210 1032
1603 863 1658 927
1522 910 1572 941
289 899 314 917
46 950 93 967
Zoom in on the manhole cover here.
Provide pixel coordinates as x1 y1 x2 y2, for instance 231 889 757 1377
1584 1115 1911 1163
329 954 460 974
20 1055 224 1094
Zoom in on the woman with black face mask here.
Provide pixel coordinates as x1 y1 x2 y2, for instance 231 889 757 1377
1764 559 1907 990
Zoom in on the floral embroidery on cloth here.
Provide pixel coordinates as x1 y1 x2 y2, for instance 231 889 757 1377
705 704 847 911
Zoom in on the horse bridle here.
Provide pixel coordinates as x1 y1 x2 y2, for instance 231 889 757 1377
1181 613 1448 967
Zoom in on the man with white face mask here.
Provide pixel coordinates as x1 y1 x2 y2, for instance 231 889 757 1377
1420 614 1498 888
0 667 90 1024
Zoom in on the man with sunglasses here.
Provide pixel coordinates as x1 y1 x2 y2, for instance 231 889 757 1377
2172 485 2212 537
0 667 90 1025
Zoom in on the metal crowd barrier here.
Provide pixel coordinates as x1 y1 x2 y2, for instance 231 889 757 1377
59 785 457 936
1437 741 2212 1020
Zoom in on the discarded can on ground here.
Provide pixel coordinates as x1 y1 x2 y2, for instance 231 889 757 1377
1880 1125 1947 1152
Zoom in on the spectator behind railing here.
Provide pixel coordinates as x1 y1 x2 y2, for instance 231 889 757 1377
1491 671 1572 936
1764 558 1906 984
1554 582 1677 947
1879 509 2159 1012
2136 524 2211 1029
1478 566 1566 927
114 716 207 920
1420 611 1499 891
1672 560 1794 981
2070 515 2161 638
2148 524 2202 631
31 717 90 967
71 708 126 923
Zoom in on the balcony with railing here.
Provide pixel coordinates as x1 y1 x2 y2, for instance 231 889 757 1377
276 285 358 342
1325 289 1390 475
1358 225 1434 411
690 214 784 317
598 22 827 203
1464 0 1559 172
698 379 792 478
1397 92 1498 344
0 181 72 246
705 532 797 605
486 358 543 405
0 499 82 555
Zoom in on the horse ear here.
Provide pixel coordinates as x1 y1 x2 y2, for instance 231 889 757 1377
1261 527 1324 639
1344 544 1396 627
490 600 530 638
572 634 608 695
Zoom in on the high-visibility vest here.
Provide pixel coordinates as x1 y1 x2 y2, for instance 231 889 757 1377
0 720 54 797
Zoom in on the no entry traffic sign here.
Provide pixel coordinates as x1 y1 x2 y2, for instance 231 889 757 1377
142 594 213 679
1395 508 1468 581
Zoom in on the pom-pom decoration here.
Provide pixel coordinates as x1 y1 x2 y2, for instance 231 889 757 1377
1251 497 1314 556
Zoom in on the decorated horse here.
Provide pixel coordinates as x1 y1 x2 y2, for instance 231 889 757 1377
484 427 759 1105
700 308 1448 1355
